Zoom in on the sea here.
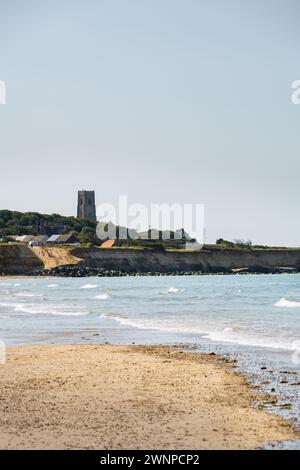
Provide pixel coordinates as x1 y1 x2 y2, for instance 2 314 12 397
1 273 300 449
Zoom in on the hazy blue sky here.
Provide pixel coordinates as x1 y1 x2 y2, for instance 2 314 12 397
0 0 299 245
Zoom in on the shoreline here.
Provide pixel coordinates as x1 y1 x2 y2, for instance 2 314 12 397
0 344 298 450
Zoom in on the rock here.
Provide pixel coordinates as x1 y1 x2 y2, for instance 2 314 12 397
279 403 292 409
279 370 297 375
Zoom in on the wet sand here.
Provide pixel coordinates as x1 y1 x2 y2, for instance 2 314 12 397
0 344 297 449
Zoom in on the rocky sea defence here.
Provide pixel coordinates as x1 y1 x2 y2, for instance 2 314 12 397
34 266 205 277
34 265 299 277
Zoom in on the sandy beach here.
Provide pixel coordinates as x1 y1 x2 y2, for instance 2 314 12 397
0 344 297 450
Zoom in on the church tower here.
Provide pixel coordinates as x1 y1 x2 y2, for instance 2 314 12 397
77 190 97 222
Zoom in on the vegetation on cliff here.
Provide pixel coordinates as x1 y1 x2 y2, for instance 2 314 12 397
0 209 96 241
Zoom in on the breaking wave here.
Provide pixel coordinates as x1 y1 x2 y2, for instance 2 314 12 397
159 286 185 294
203 329 296 351
94 293 111 300
13 303 89 316
15 292 43 298
100 312 150 329
274 298 300 308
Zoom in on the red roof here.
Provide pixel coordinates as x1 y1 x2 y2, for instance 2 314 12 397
101 239 115 248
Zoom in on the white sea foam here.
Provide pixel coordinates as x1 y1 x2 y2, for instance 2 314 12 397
274 298 300 308
169 286 181 293
13 303 89 316
203 329 296 351
48 284 58 288
160 286 185 294
94 293 110 300
15 292 42 298
0 301 23 309
223 327 234 333
101 312 149 329
50 310 89 316
81 284 98 289
100 312 297 352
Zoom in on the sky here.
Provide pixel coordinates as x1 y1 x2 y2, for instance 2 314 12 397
0 0 300 245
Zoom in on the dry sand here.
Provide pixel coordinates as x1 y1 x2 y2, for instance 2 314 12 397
0 344 297 450
31 246 82 269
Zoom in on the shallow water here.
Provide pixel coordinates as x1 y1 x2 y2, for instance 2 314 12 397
1 274 300 447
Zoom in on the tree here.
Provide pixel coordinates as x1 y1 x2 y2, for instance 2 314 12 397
234 239 252 248
78 227 96 244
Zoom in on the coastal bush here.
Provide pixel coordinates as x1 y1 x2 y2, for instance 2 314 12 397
0 209 97 237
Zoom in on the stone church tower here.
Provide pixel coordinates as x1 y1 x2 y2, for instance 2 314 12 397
77 190 97 222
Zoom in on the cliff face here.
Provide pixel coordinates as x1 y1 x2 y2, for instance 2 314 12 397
2 245 300 275
0 245 44 275
72 247 300 273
